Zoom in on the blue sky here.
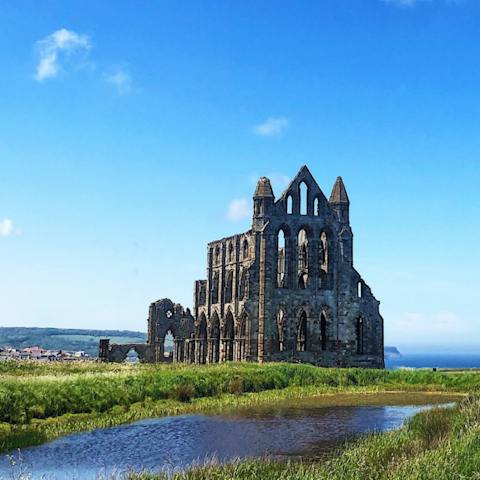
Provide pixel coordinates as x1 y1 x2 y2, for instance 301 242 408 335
1 0 479 352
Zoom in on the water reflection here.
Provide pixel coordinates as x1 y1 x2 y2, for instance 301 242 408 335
0 394 456 480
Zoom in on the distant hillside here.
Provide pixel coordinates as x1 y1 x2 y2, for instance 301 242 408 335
0 327 147 357
1 327 401 360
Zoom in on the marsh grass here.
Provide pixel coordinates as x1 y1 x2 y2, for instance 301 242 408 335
0 361 475 452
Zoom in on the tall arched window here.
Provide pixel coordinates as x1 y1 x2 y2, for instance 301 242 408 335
237 311 248 361
357 281 362 298
223 311 235 361
238 269 247 300
164 330 174 361
210 312 220 363
356 316 364 354
286 195 293 214
298 229 308 289
224 270 233 303
299 182 308 215
320 231 328 272
296 311 307 351
228 242 234 262
276 309 285 352
313 197 319 216
214 246 221 265
242 239 249 259
320 312 327 351
277 229 286 287
211 272 219 304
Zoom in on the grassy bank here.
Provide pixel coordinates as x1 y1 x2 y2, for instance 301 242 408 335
0 361 478 452
130 394 480 480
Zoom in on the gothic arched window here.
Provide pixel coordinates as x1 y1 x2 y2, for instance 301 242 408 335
299 182 308 215
320 231 328 272
297 229 308 289
276 308 286 352
238 269 247 300
356 316 364 354
277 229 286 288
286 195 293 214
197 313 207 364
223 311 235 361
296 311 307 351
313 197 319 216
224 271 233 303
242 239 249 259
210 312 220 363
211 272 219 304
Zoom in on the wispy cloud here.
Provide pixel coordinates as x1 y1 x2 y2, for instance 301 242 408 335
381 0 431 7
226 198 251 221
104 69 132 96
0 219 13 237
253 117 289 137
34 28 91 81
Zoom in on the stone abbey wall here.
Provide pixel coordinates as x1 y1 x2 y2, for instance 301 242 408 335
100 166 384 368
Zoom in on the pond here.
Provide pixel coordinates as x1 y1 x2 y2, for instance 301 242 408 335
1 392 458 480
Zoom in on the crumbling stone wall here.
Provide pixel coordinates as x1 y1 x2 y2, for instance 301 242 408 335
100 166 384 368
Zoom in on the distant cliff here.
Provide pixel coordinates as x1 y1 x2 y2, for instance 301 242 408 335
384 346 402 359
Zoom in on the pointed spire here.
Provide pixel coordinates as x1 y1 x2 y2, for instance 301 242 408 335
329 176 350 204
254 176 274 198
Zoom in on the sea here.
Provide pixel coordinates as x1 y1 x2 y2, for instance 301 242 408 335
386 353 480 370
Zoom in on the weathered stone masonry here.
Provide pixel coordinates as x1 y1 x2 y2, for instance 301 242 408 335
100 166 384 368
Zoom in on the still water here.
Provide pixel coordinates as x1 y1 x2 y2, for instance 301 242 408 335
1 393 456 480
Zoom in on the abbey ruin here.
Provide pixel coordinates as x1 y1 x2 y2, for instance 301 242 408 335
99 166 384 368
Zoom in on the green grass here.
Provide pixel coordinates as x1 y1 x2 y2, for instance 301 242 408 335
128 394 480 480
0 361 478 453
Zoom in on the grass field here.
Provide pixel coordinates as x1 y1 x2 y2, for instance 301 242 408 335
1 361 479 454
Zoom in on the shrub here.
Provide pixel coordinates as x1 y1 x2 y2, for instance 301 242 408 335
169 383 195 403
228 377 244 395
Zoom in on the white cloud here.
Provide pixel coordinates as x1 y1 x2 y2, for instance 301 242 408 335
104 69 132 96
253 117 289 137
0 219 13 237
227 198 251 221
34 28 91 81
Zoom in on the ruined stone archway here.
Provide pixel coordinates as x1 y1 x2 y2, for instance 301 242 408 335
196 312 208 364
208 311 220 363
106 343 155 363
236 310 250 361
222 310 235 362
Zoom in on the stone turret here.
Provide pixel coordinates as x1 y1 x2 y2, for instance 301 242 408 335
330 176 353 265
329 176 350 225
253 176 274 227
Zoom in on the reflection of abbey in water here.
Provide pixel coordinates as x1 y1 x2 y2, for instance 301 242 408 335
99 166 384 368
